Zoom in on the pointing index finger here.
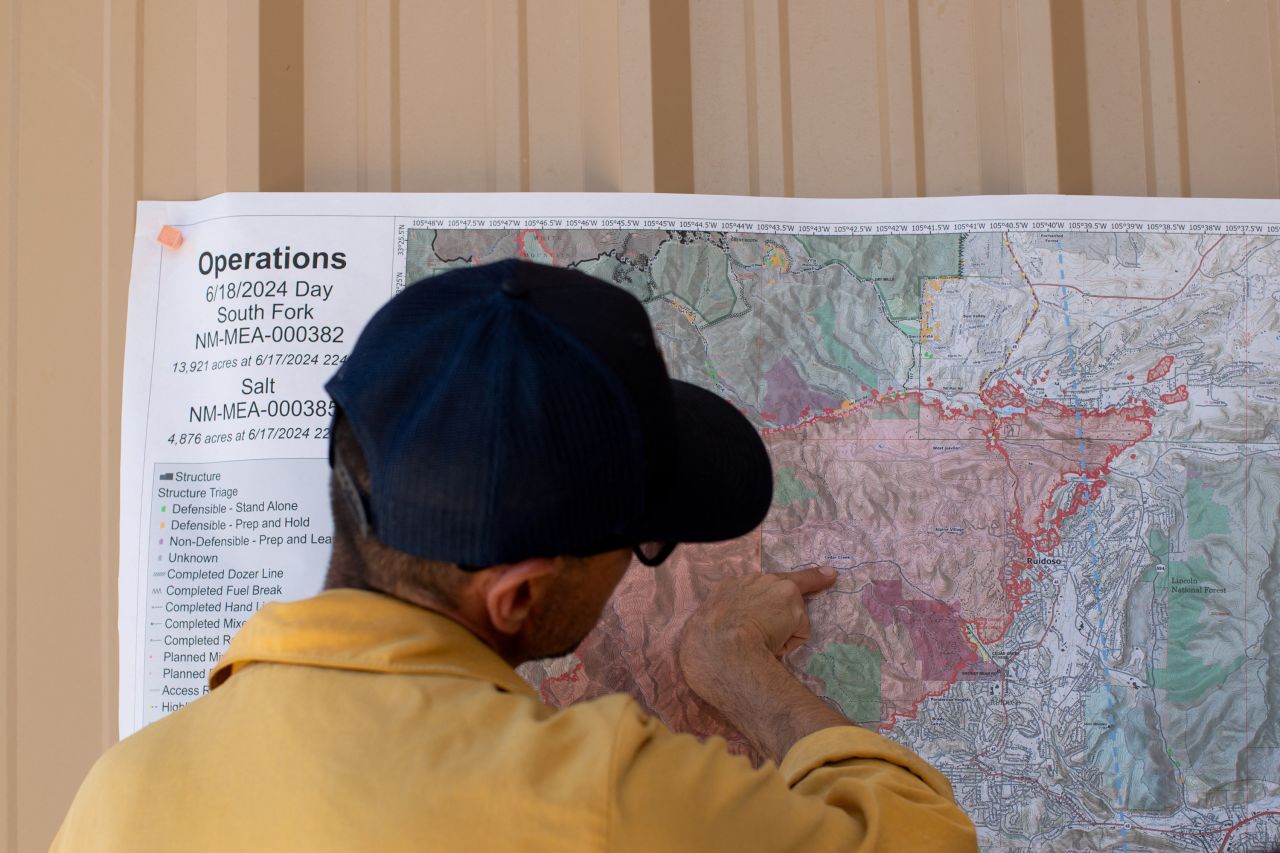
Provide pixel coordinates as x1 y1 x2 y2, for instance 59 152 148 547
777 566 838 596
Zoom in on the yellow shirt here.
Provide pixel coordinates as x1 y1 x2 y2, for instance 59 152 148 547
53 589 977 851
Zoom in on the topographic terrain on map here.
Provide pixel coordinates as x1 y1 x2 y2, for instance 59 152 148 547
407 224 1280 851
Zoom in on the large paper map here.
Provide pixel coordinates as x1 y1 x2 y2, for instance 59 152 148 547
408 222 1280 851
120 194 1280 852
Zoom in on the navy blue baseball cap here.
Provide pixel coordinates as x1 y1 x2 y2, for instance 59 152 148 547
325 259 772 568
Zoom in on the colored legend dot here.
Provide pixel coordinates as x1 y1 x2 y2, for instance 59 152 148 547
159 521 165 529
158 538 164 545
161 505 166 512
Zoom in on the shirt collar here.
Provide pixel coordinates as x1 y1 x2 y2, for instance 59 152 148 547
209 588 538 699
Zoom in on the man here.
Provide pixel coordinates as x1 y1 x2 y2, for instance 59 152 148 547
55 260 977 850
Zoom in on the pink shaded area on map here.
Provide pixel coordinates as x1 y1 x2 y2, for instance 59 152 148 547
534 383 1154 753
1147 354 1175 383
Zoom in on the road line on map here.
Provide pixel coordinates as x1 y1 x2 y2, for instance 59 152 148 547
983 234 1041 388
1057 239 1129 851
1214 810 1280 853
1026 235 1225 301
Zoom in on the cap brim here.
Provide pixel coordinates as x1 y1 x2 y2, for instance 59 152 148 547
637 380 773 545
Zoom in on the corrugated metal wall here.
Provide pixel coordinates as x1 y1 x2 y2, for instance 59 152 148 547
4 0 1280 847
300 0 1280 198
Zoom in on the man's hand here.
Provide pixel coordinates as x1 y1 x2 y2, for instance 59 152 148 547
683 567 837 660
679 567 854 762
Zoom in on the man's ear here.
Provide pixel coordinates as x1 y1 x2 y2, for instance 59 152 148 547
482 558 558 636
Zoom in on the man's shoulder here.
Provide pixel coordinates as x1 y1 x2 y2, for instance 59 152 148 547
537 690 708 755
66 697 213 808
544 690 751 776
53 708 207 850
505 690 656 761
543 689 640 722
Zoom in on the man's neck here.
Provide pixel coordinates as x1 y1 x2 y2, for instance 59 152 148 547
399 586 520 661
324 576 525 668
324 540 526 665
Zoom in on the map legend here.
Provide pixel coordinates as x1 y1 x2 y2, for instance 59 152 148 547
141 459 331 724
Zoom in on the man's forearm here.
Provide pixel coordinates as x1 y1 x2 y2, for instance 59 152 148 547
682 641 852 762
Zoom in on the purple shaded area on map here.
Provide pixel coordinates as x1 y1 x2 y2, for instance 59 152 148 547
862 579 977 682
761 358 841 423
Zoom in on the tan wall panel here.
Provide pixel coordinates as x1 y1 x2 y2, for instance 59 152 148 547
617 0 656 192
1180 0 1278 197
258 0 304 191
12 1 111 848
745 0 787 197
972 0 1014 194
580 0 624 191
1009 0 1059 194
1271 2 1280 195
1078 1 1149 196
196 1 260 195
526 0 586 191
689 0 751 195
1050 0 1092 193
878 0 922 196
141 0 199 198
788 0 885 198
398 1 492 191
361 0 399 192
226 0 261 191
12 3 1280 850
305 0 399 192
99 0 137 777
917 0 983 195
971 0 1057 195
649 0 694 192
1139 0 1187 196
487 0 525 192
305 0 362 191
196 0 232 194
2 1 16 846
